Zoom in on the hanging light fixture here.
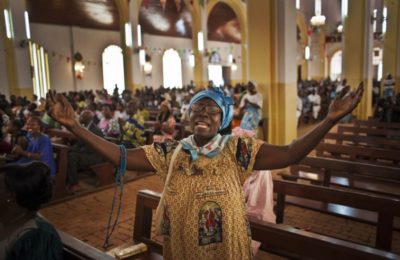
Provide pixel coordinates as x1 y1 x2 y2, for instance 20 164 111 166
73 52 85 79
310 0 326 27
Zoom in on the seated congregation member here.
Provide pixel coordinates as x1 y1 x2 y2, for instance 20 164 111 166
120 100 146 148
0 111 12 155
239 81 263 132
67 110 104 192
2 119 27 161
12 117 56 177
98 104 120 138
47 83 363 259
113 101 129 121
153 101 176 142
0 161 63 260
308 89 321 121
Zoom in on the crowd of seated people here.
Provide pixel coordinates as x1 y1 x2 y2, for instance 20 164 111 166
296 77 399 125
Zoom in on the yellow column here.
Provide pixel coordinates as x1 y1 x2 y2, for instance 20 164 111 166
382 0 400 93
191 3 208 88
0 0 34 97
342 0 374 120
297 12 309 80
115 0 133 91
0 0 17 96
248 0 297 144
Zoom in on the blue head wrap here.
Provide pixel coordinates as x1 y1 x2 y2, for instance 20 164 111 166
189 87 234 130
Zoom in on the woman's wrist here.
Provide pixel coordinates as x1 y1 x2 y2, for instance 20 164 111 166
67 122 81 133
323 116 337 127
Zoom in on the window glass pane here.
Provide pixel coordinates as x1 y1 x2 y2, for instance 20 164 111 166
102 45 125 94
162 49 183 88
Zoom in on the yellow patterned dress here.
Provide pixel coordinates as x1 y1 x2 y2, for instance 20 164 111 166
143 136 264 260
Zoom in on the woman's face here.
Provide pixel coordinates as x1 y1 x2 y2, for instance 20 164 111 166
102 106 112 119
189 98 221 141
26 119 41 135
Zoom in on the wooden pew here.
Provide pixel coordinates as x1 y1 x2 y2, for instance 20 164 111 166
354 120 400 131
323 132 400 150
52 143 69 200
273 178 400 251
89 162 115 186
131 190 399 260
47 128 117 188
283 156 400 197
58 230 115 260
338 125 400 139
315 142 400 167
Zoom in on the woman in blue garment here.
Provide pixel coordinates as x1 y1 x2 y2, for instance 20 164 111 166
11 117 56 177
239 81 263 132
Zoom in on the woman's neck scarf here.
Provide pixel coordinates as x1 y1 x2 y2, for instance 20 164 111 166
180 134 231 161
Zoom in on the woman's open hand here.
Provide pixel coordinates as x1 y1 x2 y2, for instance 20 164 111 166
46 91 78 129
326 82 364 123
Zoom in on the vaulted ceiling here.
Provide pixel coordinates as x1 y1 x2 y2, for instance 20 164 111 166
138 0 192 38
26 0 383 42
26 0 120 31
26 0 241 43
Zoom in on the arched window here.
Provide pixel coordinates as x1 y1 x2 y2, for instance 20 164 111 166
373 47 383 81
208 52 224 87
330 50 342 81
102 45 125 94
163 49 183 88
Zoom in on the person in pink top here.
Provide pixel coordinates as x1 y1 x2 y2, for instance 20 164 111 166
98 104 120 138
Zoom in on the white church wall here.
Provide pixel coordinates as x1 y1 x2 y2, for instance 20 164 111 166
141 34 243 88
30 23 120 92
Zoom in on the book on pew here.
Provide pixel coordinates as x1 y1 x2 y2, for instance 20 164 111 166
112 242 148 259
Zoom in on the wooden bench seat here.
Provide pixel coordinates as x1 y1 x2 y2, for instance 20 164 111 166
52 143 69 200
323 132 400 150
130 190 399 260
354 120 400 131
58 229 115 260
315 142 400 167
338 125 400 139
284 156 400 197
89 162 116 186
274 178 400 250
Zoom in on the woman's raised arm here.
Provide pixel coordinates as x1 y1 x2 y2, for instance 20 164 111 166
254 83 364 170
47 92 155 172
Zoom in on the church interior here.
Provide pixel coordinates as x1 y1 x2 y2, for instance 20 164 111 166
0 0 400 259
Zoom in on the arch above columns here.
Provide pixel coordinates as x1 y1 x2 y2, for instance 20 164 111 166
206 0 248 82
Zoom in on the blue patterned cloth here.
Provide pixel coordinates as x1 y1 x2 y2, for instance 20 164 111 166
180 134 231 161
